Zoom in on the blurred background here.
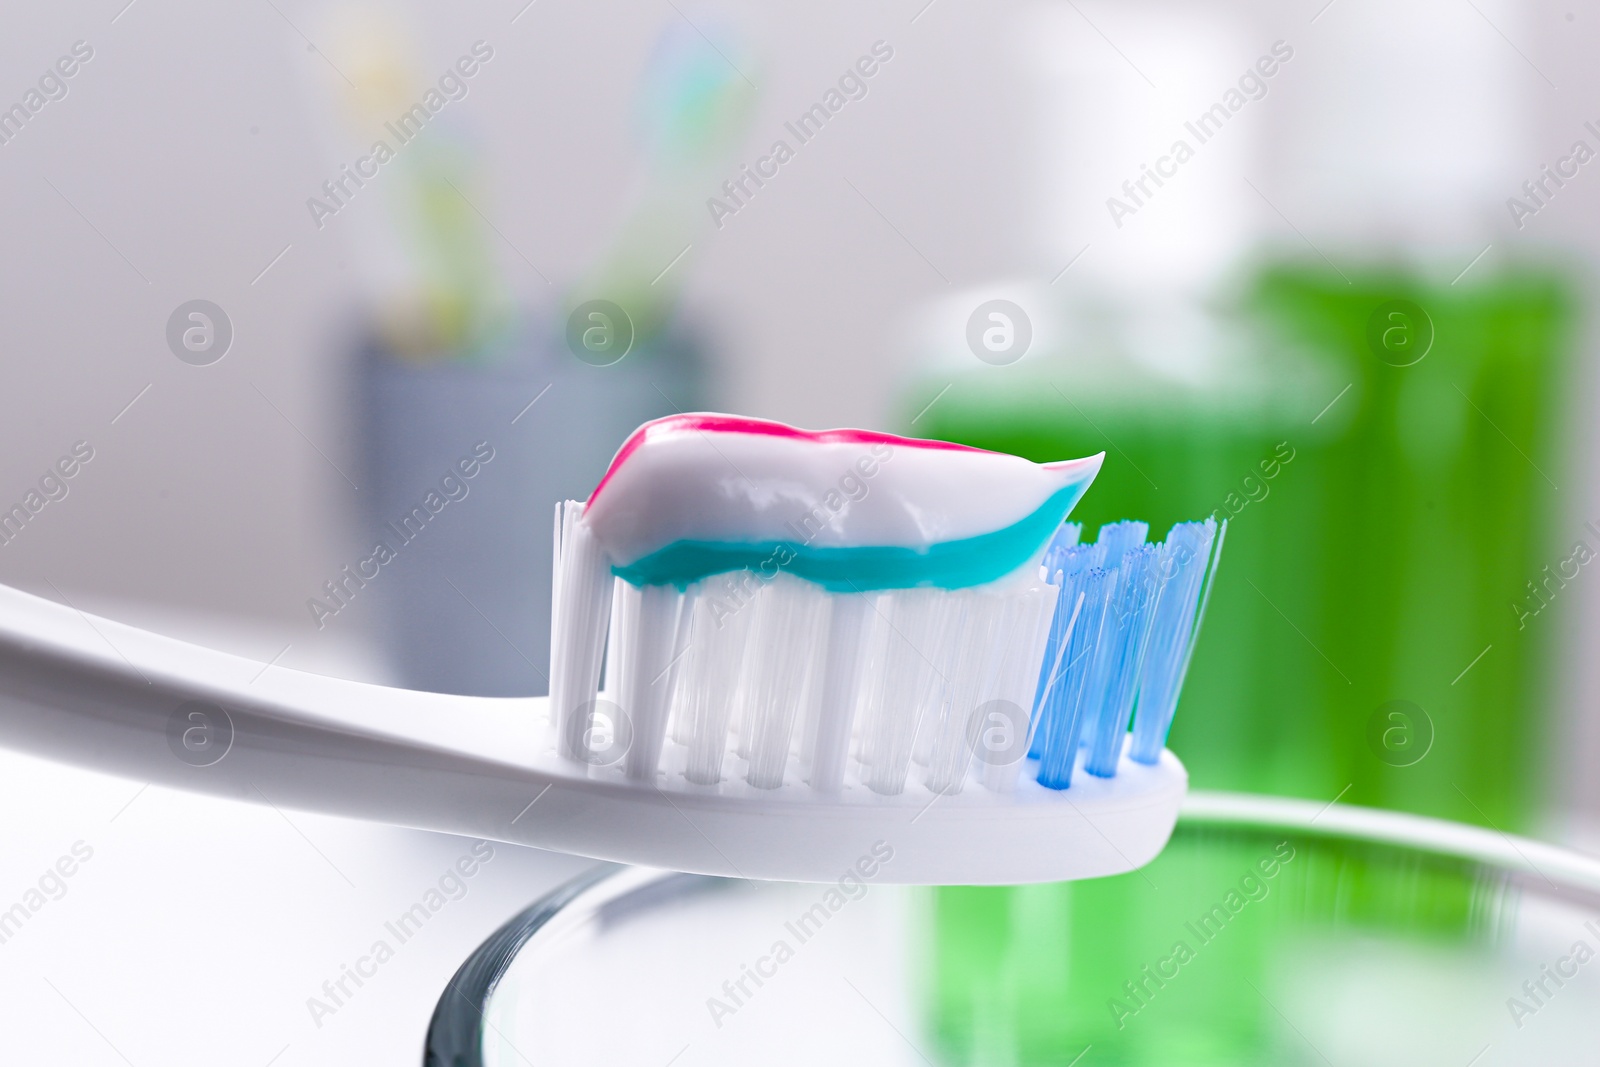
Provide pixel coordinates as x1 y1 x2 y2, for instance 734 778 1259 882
5 0 1600 1059
6 0 1596 834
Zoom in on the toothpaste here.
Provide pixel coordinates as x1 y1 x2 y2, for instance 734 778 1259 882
580 414 1103 590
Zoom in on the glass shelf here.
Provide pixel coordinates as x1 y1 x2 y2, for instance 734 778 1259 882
426 791 1600 1066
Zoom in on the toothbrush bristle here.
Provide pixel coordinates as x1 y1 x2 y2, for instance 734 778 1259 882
548 501 615 762
548 502 1224 796
1029 517 1222 788
1129 518 1226 764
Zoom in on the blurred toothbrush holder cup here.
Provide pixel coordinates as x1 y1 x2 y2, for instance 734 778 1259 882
350 310 705 696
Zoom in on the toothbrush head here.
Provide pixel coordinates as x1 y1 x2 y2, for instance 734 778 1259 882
501 731 1190 885
543 414 1226 884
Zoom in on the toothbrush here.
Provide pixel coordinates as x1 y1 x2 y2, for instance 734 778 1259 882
547 413 1224 879
0 415 1221 885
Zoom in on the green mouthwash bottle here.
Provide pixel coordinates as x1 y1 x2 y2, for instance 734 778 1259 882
912 262 1574 831
913 260 1575 1065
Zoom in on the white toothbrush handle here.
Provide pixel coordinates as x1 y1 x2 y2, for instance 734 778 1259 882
0 583 782 873
0 582 580 840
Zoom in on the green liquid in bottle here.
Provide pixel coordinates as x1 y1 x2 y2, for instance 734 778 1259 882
915 261 1576 1065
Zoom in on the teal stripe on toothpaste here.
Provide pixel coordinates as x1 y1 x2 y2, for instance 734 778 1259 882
612 482 1091 591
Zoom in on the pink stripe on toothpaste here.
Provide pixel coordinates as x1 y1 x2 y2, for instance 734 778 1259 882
587 413 997 505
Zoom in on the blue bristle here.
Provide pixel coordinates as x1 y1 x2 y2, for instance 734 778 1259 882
1028 538 1109 766
1026 534 1094 762
1033 568 1108 789
1081 544 1161 776
1129 518 1224 764
1027 515 1226 789
1027 565 1070 762
1095 519 1148 563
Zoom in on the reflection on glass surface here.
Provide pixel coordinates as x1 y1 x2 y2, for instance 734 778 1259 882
933 825 1534 1065
457 797 1600 1067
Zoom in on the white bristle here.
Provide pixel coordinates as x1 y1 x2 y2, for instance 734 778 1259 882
727 577 765 763
858 588 958 796
667 665 693 747
914 578 1058 795
806 593 870 792
548 512 1218 799
911 605 953 771
847 595 891 773
978 584 1056 793
677 578 754 784
548 502 613 760
736 574 830 789
921 591 1000 795
615 582 689 782
603 576 625 694
564 567 1067 794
